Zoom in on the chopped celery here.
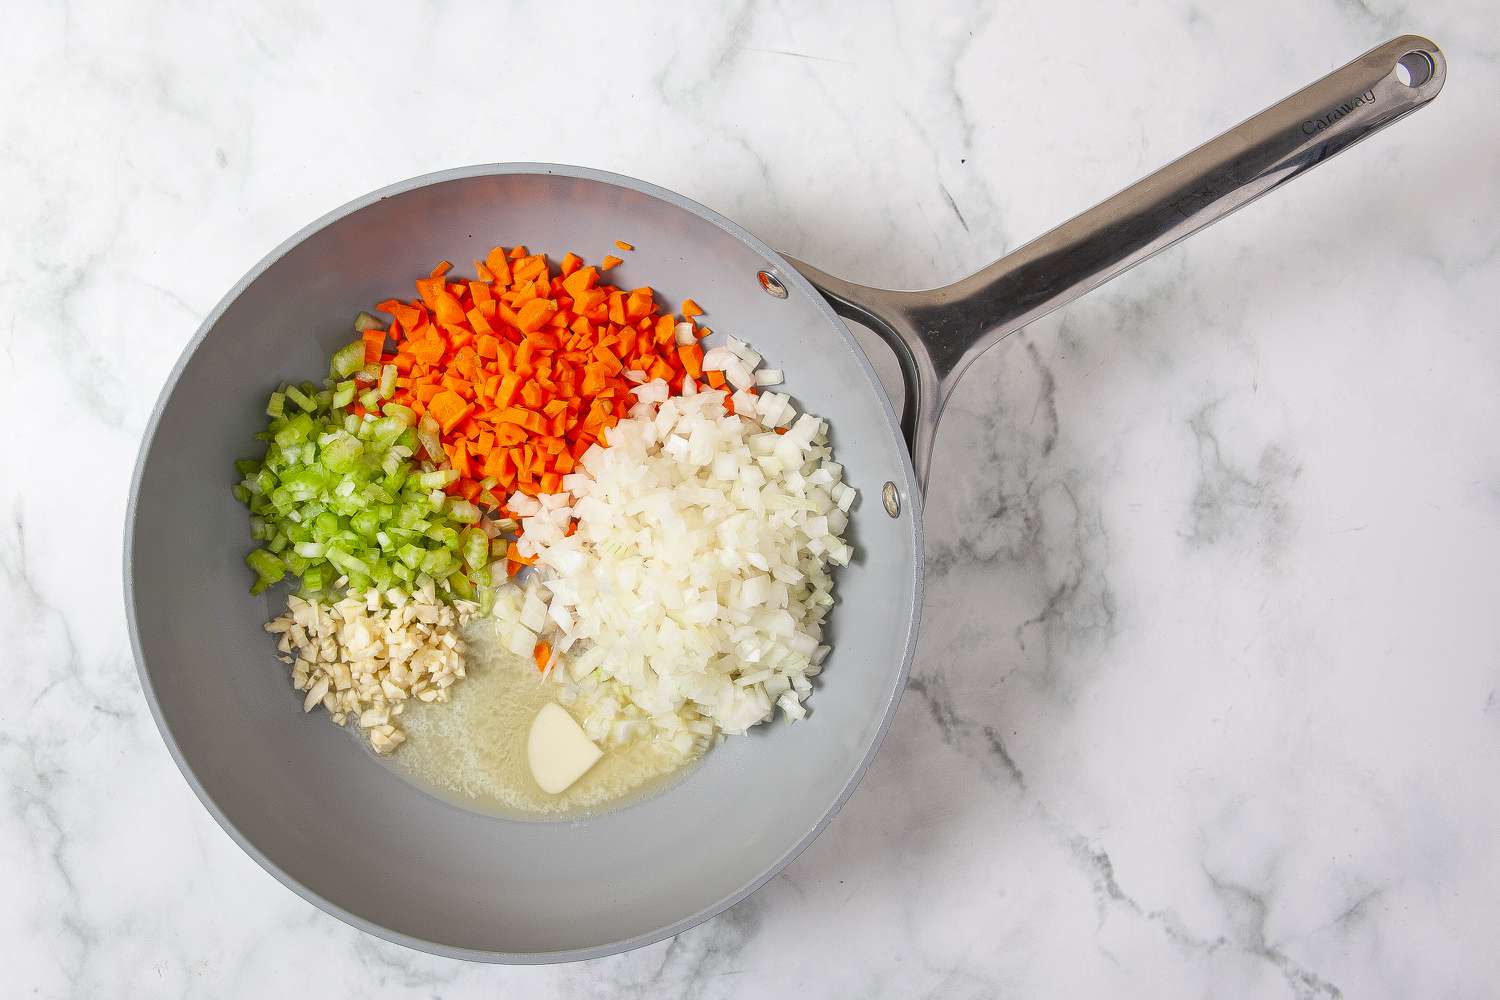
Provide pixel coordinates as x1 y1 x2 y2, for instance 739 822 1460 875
233 348 496 601
382 402 416 426
285 384 318 413
418 469 458 490
378 364 398 399
354 311 383 333
460 527 489 572
330 338 366 379
245 548 286 595
447 571 474 600
447 499 481 524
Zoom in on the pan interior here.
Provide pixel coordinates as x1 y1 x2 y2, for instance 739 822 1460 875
128 167 919 959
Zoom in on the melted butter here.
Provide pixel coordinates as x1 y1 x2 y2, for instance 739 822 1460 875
386 621 702 820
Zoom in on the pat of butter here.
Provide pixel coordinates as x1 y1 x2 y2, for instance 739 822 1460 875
527 703 603 795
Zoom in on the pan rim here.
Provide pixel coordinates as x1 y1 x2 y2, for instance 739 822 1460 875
123 162 924 963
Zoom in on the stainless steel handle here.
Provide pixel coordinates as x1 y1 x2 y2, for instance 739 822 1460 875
789 35 1446 488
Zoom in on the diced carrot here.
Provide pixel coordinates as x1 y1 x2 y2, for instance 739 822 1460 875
429 390 474 434
516 298 558 333
364 246 701 521
681 298 703 318
677 343 703 379
614 240 634 251
625 288 654 320
408 334 445 366
562 266 598 300
415 276 445 309
362 328 386 364
601 254 623 270
654 314 676 346
533 640 551 672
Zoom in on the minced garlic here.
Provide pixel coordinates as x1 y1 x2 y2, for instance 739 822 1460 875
264 581 477 753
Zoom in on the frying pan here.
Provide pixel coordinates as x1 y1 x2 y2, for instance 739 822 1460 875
126 36 1444 962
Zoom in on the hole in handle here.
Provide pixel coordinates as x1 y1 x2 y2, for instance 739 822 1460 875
1395 50 1434 87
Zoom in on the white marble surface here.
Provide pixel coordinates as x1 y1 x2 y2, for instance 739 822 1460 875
4 0 1499 995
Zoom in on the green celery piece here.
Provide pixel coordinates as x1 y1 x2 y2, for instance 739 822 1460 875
365 416 406 447
266 391 286 419
245 548 286 593
382 466 410 494
447 571 474 600
326 547 371 577
370 561 395 590
321 433 364 473
285 384 318 413
313 511 341 539
396 543 426 570
426 524 459 549
421 549 454 578
349 509 381 539
460 527 489 572
330 339 366 379
332 381 356 408
447 499 481 524
382 402 416 426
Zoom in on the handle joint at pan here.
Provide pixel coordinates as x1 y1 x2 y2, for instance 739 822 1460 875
784 257 947 490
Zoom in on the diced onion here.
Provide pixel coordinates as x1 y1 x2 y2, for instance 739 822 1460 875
494 346 856 742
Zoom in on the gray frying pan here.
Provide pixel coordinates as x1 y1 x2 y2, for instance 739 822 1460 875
126 36 1443 962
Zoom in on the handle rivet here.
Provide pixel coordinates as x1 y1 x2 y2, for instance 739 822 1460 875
882 482 900 518
757 270 788 299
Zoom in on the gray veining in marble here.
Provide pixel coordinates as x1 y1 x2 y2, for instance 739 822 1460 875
4 0 1499 996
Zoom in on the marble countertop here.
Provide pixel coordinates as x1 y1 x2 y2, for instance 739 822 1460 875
6 1 1499 996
